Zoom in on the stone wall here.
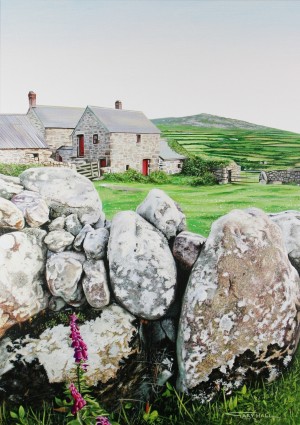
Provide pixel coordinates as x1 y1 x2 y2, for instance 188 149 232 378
0 149 52 164
261 169 300 184
213 162 241 184
27 109 45 137
45 128 73 152
110 133 160 173
159 158 184 174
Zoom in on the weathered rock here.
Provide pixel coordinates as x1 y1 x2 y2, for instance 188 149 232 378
108 211 177 319
45 251 86 306
94 211 106 229
11 190 49 228
136 188 186 239
0 228 48 337
82 259 110 308
173 231 206 270
44 230 74 252
0 197 25 230
65 213 82 236
0 173 21 185
19 167 103 225
48 296 66 312
83 228 109 260
0 304 137 386
73 224 93 251
48 216 65 231
177 208 300 399
0 177 23 200
269 211 300 274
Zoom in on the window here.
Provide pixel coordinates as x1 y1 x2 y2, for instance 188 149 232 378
136 134 141 144
93 134 99 144
178 163 182 169
126 165 130 170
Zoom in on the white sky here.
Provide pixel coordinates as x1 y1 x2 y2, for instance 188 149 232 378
0 0 300 132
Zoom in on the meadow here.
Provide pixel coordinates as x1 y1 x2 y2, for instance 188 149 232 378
157 125 300 170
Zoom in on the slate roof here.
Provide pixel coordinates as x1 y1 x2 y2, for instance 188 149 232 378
88 106 160 134
0 115 48 149
159 140 186 160
31 106 85 128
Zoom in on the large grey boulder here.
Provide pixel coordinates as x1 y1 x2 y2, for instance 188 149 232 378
173 231 206 270
0 177 23 200
44 230 74 252
108 211 177 319
19 167 103 225
11 190 49 228
136 189 186 239
177 208 300 399
83 228 109 260
82 259 110 308
0 228 48 337
0 197 25 230
269 211 300 274
45 251 86 306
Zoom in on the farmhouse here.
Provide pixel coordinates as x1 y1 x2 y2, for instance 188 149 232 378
72 102 161 175
0 114 52 164
26 91 84 153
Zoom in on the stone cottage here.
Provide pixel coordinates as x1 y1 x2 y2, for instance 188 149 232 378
159 140 186 174
0 114 52 164
26 91 84 154
72 102 161 175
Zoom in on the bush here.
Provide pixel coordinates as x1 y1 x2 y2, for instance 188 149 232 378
182 156 230 177
103 169 147 183
149 171 170 184
0 163 41 177
190 172 218 186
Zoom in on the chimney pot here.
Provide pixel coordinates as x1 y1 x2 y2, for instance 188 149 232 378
28 91 36 107
115 100 122 110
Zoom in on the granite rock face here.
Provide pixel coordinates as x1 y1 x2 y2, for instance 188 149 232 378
19 167 103 225
108 211 177 319
44 230 74 252
0 176 24 200
11 190 49 228
136 188 186 239
177 208 300 399
83 228 109 260
0 229 48 337
0 197 25 230
173 231 206 270
65 213 82 236
82 259 110 308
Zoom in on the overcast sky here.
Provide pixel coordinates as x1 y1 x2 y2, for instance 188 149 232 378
0 0 299 132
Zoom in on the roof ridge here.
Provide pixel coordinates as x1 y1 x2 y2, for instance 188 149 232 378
88 105 143 114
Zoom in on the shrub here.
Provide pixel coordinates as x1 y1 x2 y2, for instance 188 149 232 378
103 169 147 183
190 172 218 186
149 171 170 184
0 163 41 177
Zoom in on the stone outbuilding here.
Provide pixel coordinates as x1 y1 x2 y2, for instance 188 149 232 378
72 102 161 175
159 140 186 174
0 114 52 164
27 91 84 153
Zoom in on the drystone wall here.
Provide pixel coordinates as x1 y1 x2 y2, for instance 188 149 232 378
0 148 52 164
260 169 300 184
0 167 299 409
213 162 241 184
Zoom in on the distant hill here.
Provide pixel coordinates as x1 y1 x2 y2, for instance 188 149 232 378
152 113 272 131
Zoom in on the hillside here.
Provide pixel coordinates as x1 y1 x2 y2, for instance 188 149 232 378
152 114 300 170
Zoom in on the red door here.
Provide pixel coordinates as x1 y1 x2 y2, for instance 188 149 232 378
142 159 149 176
78 135 84 157
100 158 107 167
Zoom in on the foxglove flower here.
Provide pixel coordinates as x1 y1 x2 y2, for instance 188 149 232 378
69 383 86 415
69 313 88 366
96 417 112 425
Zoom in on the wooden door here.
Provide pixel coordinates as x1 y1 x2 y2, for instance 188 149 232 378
78 135 84 157
100 158 107 167
142 159 149 176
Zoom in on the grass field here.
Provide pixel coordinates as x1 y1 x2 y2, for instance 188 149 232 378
157 125 300 171
95 177 300 236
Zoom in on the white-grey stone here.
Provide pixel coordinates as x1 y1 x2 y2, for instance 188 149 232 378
83 228 109 259
136 188 186 239
65 213 82 236
93 211 106 229
173 231 206 270
108 211 177 319
0 173 21 185
45 251 86 306
73 224 93 251
11 190 49 228
0 304 137 385
44 230 74 252
0 197 25 230
177 208 300 397
0 177 23 200
82 259 110 308
19 167 103 225
0 228 48 337
48 216 65 231
48 296 66 312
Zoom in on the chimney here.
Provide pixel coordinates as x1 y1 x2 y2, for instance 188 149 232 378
28 91 36 107
115 100 122 110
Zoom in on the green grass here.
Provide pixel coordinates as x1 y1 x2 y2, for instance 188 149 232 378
158 125 300 171
96 176 300 236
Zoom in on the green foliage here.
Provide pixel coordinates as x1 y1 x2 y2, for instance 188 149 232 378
190 173 217 186
148 171 170 184
103 169 170 185
0 163 41 177
181 156 229 177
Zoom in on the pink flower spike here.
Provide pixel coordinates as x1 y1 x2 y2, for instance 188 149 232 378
96 417 112 425
69 383 86 416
